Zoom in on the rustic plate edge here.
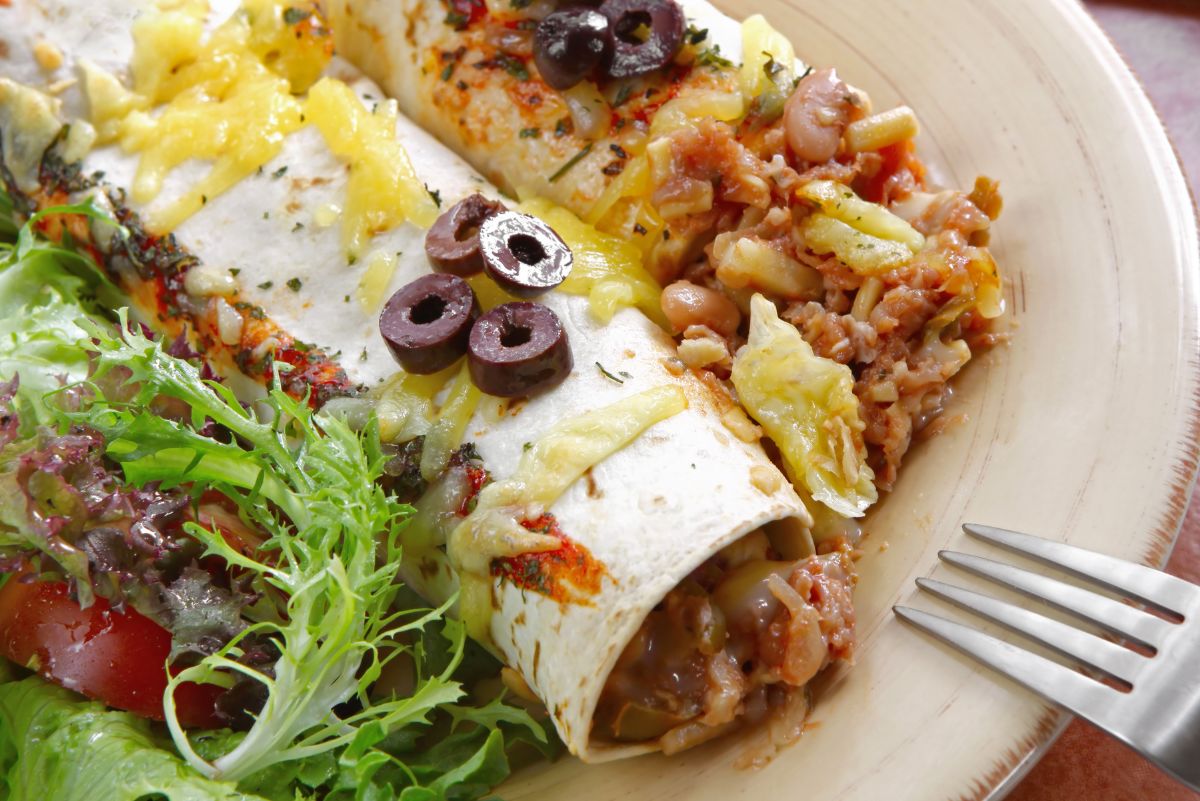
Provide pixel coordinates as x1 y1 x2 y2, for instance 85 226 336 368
971 2 1200 800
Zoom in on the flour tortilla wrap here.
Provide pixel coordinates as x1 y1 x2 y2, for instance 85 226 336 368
0 0 819 761
324 0 755 214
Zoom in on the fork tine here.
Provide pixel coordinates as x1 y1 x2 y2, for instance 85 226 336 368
964 524 1195 616
939 551 1173 648
916 578 1148 684
895 605 1121 724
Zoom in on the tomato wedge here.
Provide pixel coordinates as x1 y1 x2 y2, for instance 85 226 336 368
0 578 224 728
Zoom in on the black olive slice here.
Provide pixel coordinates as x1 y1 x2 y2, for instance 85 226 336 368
379 274 479 374
533 8 613 91
479 211 574 298
468 302 573 397
424 193 507 276
599 0 685 79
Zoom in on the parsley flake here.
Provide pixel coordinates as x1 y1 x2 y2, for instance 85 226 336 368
596 362 626 384
548 143 592 183
695 45 733 69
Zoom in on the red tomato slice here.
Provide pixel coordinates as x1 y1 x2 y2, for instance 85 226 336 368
0 578 224 728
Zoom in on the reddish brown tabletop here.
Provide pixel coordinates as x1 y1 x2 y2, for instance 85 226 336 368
1008 2 1200 798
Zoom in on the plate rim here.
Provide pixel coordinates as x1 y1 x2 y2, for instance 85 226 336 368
975 4 1200 797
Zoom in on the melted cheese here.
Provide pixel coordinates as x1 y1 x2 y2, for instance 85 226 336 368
418 364 482 481
0 79 64 192
448 385 687 643
78 0 432 254
108 1 317 231
355 249 396 312
305 78 438 257
518 198 667 327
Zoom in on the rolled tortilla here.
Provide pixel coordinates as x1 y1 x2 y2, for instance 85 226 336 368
0 0 849 762
324 0 748 215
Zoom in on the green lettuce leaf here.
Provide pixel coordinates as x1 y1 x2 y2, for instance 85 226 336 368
0 197 124 429
0 676 263 801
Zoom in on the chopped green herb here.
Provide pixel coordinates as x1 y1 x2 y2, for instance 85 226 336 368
763 54 787 78
200 195 208 205
595 362 625 384
695 45 733 69
444 10 469 28
360 347 369 361
282 6 308 25
613 83 634 108
519 127 541 139
286 277 302 292
257 280 273 290
271 165 288 179
441 63 456 81
344 294 351 303
547 143 592 183
502 55 530 81
686 25 709 45
262 211 269 220
426 185 443 208
554 117 571 137
229 268 241 276
292 221 304 232
522 441 533 451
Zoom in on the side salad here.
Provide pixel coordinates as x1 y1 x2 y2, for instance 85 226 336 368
0 197 556 800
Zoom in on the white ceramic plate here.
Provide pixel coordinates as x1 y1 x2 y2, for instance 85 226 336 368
498 1 1200 799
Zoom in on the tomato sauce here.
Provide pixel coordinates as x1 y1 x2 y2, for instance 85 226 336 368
491 514 608 603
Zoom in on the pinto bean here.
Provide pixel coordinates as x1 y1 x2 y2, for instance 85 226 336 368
784 67 854 165
660 280 741 337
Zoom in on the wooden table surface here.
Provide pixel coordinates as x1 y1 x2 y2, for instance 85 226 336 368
1008 2 1200 798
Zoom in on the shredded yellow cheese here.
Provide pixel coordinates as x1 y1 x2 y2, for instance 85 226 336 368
305 78 438 257
79 0 433 255
106 1 318 231
518 198 666 326
355 250 397 313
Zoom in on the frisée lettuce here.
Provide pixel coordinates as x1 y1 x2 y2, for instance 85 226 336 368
0 198 554 798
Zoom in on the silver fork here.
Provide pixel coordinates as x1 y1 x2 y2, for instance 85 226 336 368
894 523 1200 791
